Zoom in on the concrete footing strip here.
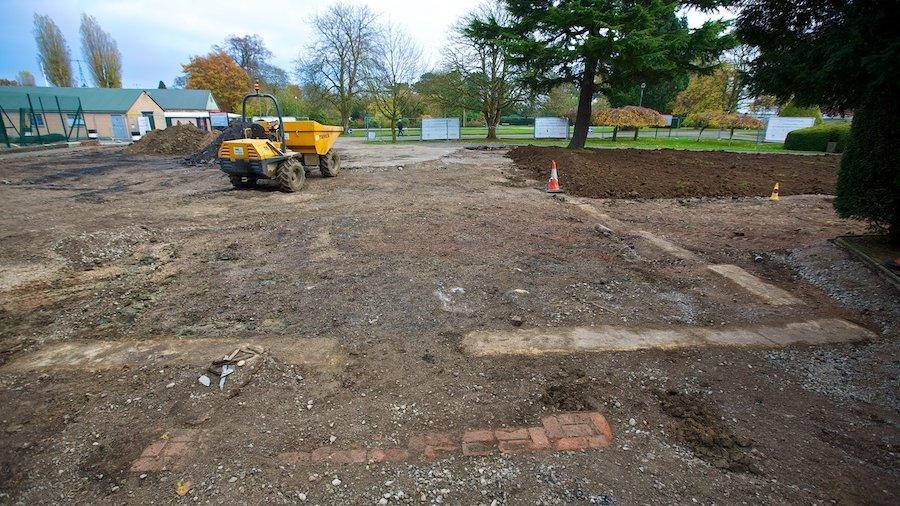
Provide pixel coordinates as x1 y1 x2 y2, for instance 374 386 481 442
461 318 874 356
1 337 344 372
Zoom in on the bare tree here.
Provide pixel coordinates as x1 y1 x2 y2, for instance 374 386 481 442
366 23 423 142
446 1 526 139
33 14 73 87
298 3 377 129
80 14 122 87
17 70 36 86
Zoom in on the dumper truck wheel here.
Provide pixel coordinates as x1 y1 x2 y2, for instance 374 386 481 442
319 150 341 177
276 158 305 192
229 175 257 189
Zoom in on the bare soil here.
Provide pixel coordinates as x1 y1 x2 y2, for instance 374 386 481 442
508 145 840 198
123 123 218 156
0 140 896 504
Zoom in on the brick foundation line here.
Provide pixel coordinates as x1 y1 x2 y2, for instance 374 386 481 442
129 411 613 473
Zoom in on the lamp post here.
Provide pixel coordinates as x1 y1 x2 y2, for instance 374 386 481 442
639 82 646 107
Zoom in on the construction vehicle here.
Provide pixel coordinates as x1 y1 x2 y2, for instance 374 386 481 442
217 83 343 192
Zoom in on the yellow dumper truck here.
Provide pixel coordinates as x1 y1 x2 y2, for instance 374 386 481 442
217 84 343 192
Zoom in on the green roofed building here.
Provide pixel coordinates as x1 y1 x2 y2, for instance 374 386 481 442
0 86 220 145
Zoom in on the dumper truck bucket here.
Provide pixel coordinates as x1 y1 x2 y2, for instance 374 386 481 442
282 121 344 155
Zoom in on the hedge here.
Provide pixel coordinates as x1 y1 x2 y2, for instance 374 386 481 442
784 122 852 153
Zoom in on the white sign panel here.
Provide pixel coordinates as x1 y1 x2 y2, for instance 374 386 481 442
534 117 569 139
764 116 815 142
662 114 673 127
421 118 460 140
210 112 229 128
137 116 151 135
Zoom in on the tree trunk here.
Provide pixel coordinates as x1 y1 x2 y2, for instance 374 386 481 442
633 127 639 141
486 122 498 140
568 55 597 149
612 126 618 142
484 110 499 140
729 127 735 140
391 119 396 143
697 127 705 141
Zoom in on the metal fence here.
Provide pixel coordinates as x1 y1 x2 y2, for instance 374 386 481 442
0 93 86 148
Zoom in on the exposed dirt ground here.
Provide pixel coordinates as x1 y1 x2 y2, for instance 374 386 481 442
509 145 840 198
0 139 897 505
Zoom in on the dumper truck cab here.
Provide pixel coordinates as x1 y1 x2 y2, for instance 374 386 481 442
217 83 343 192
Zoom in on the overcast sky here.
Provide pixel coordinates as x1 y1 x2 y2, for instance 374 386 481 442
0 0 732 88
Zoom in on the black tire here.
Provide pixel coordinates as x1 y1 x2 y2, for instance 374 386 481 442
276 158 305 192
229 175 257 189
319 150 341 177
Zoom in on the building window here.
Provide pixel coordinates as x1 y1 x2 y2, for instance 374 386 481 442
32 113 45 127
67 114 85 127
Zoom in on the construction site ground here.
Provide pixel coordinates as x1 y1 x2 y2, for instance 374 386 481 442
0 138 897 504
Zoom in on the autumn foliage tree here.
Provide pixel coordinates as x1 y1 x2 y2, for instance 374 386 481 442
593 106 665 141
182 51 252 112
80 14 122 88
716 113 764 139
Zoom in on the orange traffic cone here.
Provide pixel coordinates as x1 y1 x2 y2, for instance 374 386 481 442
770 182 780 201
546 160 563 193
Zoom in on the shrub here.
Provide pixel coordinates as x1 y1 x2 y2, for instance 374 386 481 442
834 90 898 238
593 106 665 140
686 111 722 141
780 101 824 125
717 113 765 139
783 122 852 152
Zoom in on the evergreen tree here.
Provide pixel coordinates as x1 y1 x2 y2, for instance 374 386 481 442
487 0 731 148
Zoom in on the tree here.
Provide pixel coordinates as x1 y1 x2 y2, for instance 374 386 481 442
33 14 73 87
491 1 731 148
365 23 422 142
672 64 741 116
415 71 466 117
298 3 377 129
716 113 764 139
217 35 271 76
80 14 122 88
733 0 899 235
453 1 527 139
686 111 720 141
157 80 166 89
594 106 665 141
0 78 17 86
539 84 579 117
607 74 689 113
182 51 252 113
779 101 822 124
17 71 36 86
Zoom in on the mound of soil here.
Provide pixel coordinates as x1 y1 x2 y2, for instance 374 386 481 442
184 122 246 166
508 145 840 199
124 123 218 156
655 389 761 474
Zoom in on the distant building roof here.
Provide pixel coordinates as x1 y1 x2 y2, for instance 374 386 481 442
0 86 147 113
144 89 219 111
0 86 219 113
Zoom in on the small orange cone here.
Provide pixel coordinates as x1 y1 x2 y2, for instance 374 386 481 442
546 160 563 193
770 182 780 201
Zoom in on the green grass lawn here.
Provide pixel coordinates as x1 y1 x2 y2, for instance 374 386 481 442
366 135 789 153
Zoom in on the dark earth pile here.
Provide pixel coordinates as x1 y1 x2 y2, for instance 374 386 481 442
123 123 218 156
508 145 840 199
655 389 762 474
184 122 246 166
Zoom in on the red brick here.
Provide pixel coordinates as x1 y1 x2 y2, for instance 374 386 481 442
494 428 529 441
462 430 494 443
587 412 613 440
541 416 565 440
130 457 163 473
310 447 366 464
462 441 497 457
498 439 532 454
557 413 583 424
368 448 409 463
170 429 198 442
553 436 591 451
409 432 456 451
561 423 594 438
140 440 167 458
160 441 192 458
277 452 310 465
527 427 550 450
